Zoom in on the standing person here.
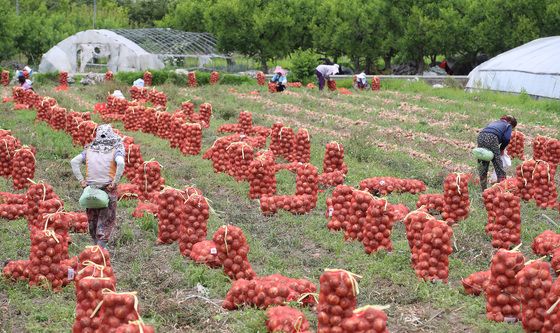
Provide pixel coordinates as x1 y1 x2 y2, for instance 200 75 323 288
476 115 517 190
354 72 369 90
270 66 288 92
70 124 125 248
315 63 339 91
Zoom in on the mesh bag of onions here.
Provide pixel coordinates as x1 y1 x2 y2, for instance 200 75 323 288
266 306 311 333
132 201 158 218
256 72 266 86
178 193 209 257
212 225 256 280
223 274 317 310
516 159 537 201
0 135 21 178
531 230 560 256
124 144 144 181
72 276 116 333
248 151 277 199
461 270 490 296
225 142 254 181
25 182 58 232
133 160 164 202
189 240 221 268
361 198 397 254
97 291 141 333
115 321 155 333
543 278 560 332
156 187 187 244
342 305 390 333
323 142 348 175
508 131 525 160
1 70 9 86
414 219 453 283
327 80 337 91
442 173 470 224
179 123 202 156
485 248 524 322
317 269 361 332
210 71 219 85
143 71 152 86
403 208 434 267
483 185 521 249
12 146 36 190
326 185 355 231
28 229 68 291
344 190 376 241
2 260 30 282
269 122 284 157
188 71 197 87
532 160 557 208
515 259 553 332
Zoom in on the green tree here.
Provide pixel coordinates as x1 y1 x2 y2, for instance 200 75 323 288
205 0 295 71
158 0 213 32
0 0 20 61
121 0 170 27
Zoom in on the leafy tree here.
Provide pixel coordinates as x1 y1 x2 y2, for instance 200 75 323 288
0 0 20 62
121 0 170 27
157 0 211 31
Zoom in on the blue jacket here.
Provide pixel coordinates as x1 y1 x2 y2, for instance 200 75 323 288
481 120 512 150
271 74 287 85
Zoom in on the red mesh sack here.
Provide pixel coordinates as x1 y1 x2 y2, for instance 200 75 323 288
508 131 525 160
462 270 490 296
277 127 295 161
198 103 212 128
115 321 155 333
323 142 348 174
37 97 57 122
178 194 209 257
132 201 158 218
532 230 560 256
485 249 524 322
403 208 434 266
68 212 88 233
155 111 172 139
295 163 318 202
516 260 553 332
117 183 140 201
223 274 317 310
0 135 21 177
291 128 311 163
516 160 537 201
35 198 64 231
362 198 397 254
248 152 277 199
105 71 113 81
210 71 219 85
188 71 197 87
12 146 36 190
327 80 337 91
256 72 266 85
143 71 152 86
268 82 277 93
189 240 221 268
543 278 560 332
28 229 68 290
129 86 148 101
0 203 26 220
156 188 186 244
134 161 164 201
2 260 30 282
483 186 521 249
442 173 470 224
551 248 560 273
533 136 548 160
533 161 557 208
212 225 256 280
179 123 202 155
371 76 381 91
225 142 254 181
124 144 144 181
0 70 8 86
78 245 112 269
238 111 253 135
344 190 375 241
75 121 97 147
260 194 316 216
342 305 390 333
414 219 453 283
326 185 354 231
72 276 116 333
98 291 141 333
317 269 360 332
25 182 58 230
124 105 144 131
270 122 284 157
266 306 311 333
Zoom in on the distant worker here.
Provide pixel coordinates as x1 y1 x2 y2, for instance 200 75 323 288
315 63 339 91
439 59 453 75
476 115 517 190
270 66 287 92
71 124 125 248
354 72 369 90
18 75 33 91
15 65 33 79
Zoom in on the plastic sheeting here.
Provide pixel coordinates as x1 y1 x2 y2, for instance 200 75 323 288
466 37 560 99
39 29 164 73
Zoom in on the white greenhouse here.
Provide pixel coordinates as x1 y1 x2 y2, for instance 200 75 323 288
39 28 227 73
466 36 560 99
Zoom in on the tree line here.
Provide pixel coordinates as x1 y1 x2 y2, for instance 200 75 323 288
2 0 559 74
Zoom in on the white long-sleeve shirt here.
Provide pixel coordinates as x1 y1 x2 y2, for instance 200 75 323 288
316 64 339 78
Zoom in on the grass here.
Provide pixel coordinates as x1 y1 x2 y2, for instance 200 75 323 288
1 79 560 332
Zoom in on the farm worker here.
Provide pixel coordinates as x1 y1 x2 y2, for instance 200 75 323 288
315 63 339 91
70 124 125 248
476 115 517 190
270 66 287 92
133 78 145 87
18 75 33 91
356 72 368 89
15 65 33 79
